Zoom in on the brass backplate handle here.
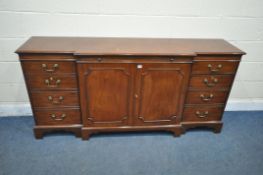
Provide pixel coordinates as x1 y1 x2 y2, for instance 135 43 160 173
50 113 66 121
48 96 64 104
203 77 218 87
195 111 209 118
42 63 59 72
208 64 222 72
200 94 214 101
44 77 61 88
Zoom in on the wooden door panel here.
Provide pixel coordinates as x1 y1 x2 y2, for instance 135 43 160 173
135 64 190 125
78 64 133 126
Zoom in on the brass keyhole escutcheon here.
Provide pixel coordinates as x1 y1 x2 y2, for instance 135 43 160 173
137 64 143 69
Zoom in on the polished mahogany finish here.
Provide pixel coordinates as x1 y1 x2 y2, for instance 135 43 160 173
30 91 79 108
189 75 234 89
183 105 224 122
34 108 81 125
16 37 245 140
78 63 133 127
191 61 239 75
133 63 190 126
185 91 229 104
21 61 76 74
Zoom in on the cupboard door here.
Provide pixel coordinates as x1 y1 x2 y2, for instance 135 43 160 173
78 64 133 127
134 64 191 125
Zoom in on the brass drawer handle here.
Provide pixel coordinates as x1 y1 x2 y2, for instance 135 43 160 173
50 113 66 121
44 77 61 88
42 63 59 72
169 58 175 62
48 96 64 104
208 64 222 73
203 77 218 87
195 111 209 118
200 94 214 102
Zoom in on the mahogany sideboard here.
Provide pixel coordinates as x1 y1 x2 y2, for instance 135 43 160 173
16 37 245 140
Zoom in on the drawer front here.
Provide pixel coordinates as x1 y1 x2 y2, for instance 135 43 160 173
192 61 239 75
21 61 76 74
31 91 79 108
26 75 77 90
183 106 224 122
34 109 81 125
189 75 234 89
186 91 228 104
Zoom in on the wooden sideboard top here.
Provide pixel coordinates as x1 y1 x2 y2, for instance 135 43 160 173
16 36 245 56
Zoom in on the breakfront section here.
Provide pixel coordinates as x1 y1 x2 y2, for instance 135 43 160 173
16 37 245 140
182 56 241 133
77 57 192 139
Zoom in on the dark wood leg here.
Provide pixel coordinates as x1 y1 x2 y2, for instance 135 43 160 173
181 127 186 134
181 122 223 135
33 126 82 139
68 128 82 138
81 130 91 140
213 123 223 134
171 128 182 137
74 130 81 138
34 129 44 139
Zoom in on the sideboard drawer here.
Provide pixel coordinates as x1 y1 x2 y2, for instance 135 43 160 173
189 75 234 89
31 91 79 108
192 61 239 75
26 75 78 90
21 61 76 74
34 109 81 125
185 91 228 104
183 106 224 122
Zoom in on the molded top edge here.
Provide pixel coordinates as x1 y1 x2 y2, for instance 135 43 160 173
16 36 246 56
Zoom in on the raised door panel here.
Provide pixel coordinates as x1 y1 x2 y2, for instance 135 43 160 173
134 64 191 125
78 63 133 127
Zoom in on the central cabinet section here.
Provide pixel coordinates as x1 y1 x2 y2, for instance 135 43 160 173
78 63 133 127
134 63 190 125
77 57 192 130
